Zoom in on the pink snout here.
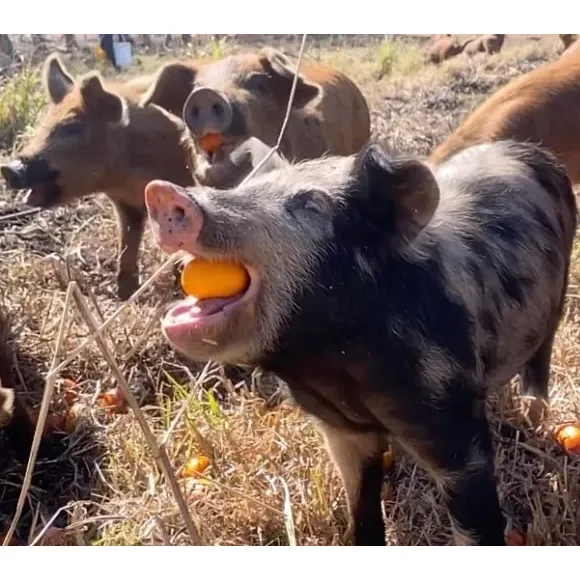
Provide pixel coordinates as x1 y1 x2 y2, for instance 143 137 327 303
144 180 204 255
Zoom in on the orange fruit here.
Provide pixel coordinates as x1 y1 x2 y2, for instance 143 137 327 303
199 133 224 154
181 257 249 300
62 378 79 405
556 424 580 453
183 455 211 478
63 403 85 433
98 387 127 414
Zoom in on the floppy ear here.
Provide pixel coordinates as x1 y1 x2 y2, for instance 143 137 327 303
42 53 74 104
258 47 320 110
353 143 440 243
139 62 198 118
79 73 128 124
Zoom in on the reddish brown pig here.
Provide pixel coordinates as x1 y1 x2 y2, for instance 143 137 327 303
426 35 476 64
1 54 328 300
0 54 195 301
463 34 505 56
140 48 371 187
429 47 580 185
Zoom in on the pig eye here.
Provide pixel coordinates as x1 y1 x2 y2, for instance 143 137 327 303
243 73 270 95
58 122 84 138
286 189 332 220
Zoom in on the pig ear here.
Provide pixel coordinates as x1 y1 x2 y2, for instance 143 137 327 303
258 47 320 110
42 54 74 104
79 73 128 125
139 62 198 117
354 143 440 242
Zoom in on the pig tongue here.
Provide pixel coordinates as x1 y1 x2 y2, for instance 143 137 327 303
193 294 242 316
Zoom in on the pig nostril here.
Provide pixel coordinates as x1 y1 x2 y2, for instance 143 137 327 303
191 106 200 119
174 206 185 220
212 102 223 118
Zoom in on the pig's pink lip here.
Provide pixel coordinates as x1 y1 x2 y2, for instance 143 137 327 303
163 262 259 334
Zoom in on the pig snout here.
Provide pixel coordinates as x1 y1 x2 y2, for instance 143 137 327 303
0 157 54 190
183 87 233 136
1 159 31 189
144 180 204 255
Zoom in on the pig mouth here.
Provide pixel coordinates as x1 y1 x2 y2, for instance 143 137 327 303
23 180 61 208
163 259 259 337
196 136 241 166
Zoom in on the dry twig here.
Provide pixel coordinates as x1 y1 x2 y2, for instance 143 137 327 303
2 283 75 546
50 257 203 545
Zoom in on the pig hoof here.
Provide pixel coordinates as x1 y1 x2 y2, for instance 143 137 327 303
117 274 140 301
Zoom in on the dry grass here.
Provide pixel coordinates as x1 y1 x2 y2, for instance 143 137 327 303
1 34 579 546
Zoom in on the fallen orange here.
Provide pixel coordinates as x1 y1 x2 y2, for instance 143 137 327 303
556 424 580 453
62 378 79 405
64 403 85 433
183 455 211 478
98 387 127 414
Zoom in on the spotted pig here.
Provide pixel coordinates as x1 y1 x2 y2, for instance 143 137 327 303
143 139 576 545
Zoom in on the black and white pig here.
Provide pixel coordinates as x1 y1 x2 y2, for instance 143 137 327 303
143 139 577 546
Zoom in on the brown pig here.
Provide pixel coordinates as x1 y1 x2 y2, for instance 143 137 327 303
140 48 371 187
463 34 506 56
0 54 297 300
426 35 477 64
1 55 196 300
429 46 580 186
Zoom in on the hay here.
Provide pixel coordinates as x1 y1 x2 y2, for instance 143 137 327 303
0 34 578 546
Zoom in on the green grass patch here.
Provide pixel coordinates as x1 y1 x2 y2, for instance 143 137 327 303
376 40 425 79
0 66 46 151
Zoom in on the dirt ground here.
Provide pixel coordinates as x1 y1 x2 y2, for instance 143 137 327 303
0 34 579 546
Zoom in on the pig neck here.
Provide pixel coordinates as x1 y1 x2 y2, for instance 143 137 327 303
106 109 195 211
261 237 476 421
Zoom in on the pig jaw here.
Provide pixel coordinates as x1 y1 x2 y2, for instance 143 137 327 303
1 156 63 208
161 262 262 364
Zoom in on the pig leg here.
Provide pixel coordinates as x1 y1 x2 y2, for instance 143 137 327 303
317 420 386 546
520 331 556 425
114 202 145 301
521 333 554 401
521 279 566 424
397 411 505 546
